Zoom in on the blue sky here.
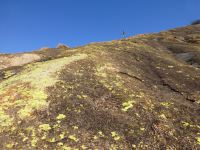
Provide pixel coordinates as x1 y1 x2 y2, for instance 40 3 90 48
0 0 200 53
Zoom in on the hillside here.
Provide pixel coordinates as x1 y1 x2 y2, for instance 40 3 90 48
0 25 200 149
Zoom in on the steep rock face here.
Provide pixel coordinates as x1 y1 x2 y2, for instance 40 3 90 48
0 25 200 149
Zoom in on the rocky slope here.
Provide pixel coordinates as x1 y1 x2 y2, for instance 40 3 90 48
0 25 200 149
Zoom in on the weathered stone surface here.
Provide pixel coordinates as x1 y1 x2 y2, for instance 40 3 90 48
175 52 194 62
0 53 41 70
0 25 200 149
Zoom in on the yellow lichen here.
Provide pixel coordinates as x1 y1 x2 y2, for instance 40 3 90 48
62 145 72 150
41 134 47 140
60 132 65 140
121 100 135 112
56 114 66 120
68 135 79 142
132 144 137 148
49 137 56 143
31 138 38 147
111 131 121 141
140 127 145 131
0 108 14 128
6 143 14 149
110 144 118 150
57 142 64 146
82 95 88 98
93 135 98 140
160 102 173 108
81 145 88 149
39 124 51 131
182 121 190 127
23 137 28 142
168 65 174 68
57 120 61 124
197 137 200 145
0 54 87 130
73 126 79 130
160 114 167 119
98 131 105 137
53 123 60 128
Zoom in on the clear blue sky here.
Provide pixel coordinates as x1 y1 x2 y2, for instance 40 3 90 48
0 0 200 53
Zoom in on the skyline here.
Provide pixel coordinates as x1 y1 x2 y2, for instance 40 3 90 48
0 0 200 53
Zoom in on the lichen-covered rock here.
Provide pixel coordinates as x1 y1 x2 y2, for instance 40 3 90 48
0 25 200 149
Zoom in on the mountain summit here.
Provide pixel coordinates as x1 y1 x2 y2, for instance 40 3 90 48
0 25 200 149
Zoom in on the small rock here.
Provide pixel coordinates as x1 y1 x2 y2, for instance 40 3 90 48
175 52 194 62
56 43 70 49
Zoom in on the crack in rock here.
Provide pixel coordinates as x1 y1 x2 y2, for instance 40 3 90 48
118 71 144 82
